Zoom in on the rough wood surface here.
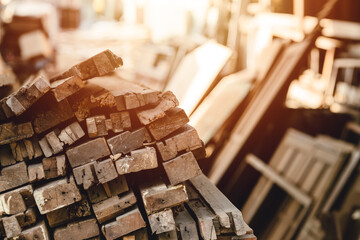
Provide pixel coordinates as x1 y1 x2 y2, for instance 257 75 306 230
33 99 74 134
42 155 67 179
158 230 178 240
15 208 37 228
137 91 179 125
0 145 16 166
51 50 123 81
57 121 85 146
94 158 118 184
0 162 29 193
156 124 204 161
148 209 176 234
0 122 34 145
33 176 81 214
6 74 50 116
115 147 158 175
2 215 22 238
73 162 96 190
0 185 32 215
107 127 152 155
28 163 45 182
51 76 85 102
187 200 217 240
88 76 160 111
175 207 199 240
101 207 146 240
190 174 253 236
86 176 128 203
148 107 189 140
46 198 91 227
66 137 110 168
53 218 99 240
163 152 202 185
93 191 137 223
140 182 188 214
20 221 49 240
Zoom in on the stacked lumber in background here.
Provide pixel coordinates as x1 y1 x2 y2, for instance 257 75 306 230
0 50 255 240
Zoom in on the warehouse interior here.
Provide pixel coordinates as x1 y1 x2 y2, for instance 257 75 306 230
0 0 360 239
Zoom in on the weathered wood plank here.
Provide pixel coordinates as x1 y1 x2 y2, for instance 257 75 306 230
42 155 67 179
53 218 99 240
186 200 217 240
107 127 152 155
87 176 128 203
20 221 49 240
0 145 16 166
33 99 74 134
93 191 137 223
94 158 118 184
43 130 63 157
175 207 199 240
28 163 45 182
0 162 28 193
57 121 85 146
101 207 146 240
33 176 81 214
66 137 110 168
148 107 189 140
73 162 96 190
88 76 160 111
6 74 50 116
156 124 204 161
140 182 188 214
190 174 253 235
115 147 158 175
51 50 123 81
158 230 178 240
51 75 85 102
148 209 176 234
46 197 91 227
2 215 21 238
137 91 179 125
0 122 34 145
163 152 202 185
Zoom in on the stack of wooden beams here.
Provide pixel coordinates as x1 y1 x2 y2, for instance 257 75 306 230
0 50 255 240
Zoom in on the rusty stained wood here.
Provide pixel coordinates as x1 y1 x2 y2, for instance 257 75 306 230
101 207 146 240
33 176 82 214
92 191 137 223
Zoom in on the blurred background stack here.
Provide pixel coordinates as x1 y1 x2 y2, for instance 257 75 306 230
1 0 360 239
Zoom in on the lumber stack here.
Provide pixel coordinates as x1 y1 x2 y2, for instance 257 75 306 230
0 49 254 240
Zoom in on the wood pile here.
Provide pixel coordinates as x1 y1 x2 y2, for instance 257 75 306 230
0 50 255 240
